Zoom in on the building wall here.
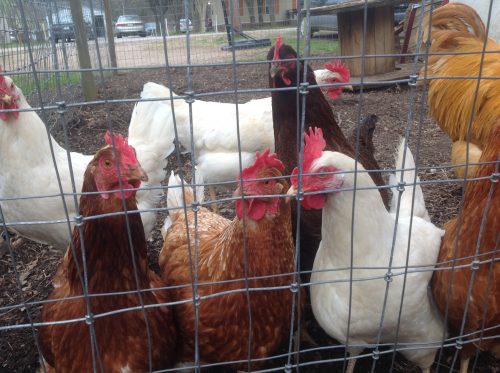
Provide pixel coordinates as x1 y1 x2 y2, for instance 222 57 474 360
209 0 296 29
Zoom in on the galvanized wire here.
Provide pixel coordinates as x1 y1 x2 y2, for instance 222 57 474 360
1 0 500 372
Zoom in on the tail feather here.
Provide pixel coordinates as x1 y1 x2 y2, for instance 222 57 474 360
450 140 483 179
193 167 205 203
423 3 487 43
167 171 191 210
389 139 430 221
167 171 205 222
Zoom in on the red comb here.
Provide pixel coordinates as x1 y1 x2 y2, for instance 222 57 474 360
324 60 350 83
104 131 137 163
303 127 326 172
240 149 284 181
273 35 282 61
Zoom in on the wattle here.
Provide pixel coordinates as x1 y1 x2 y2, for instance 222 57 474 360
327 88 342 101
112 181 136 199
247 199 267 220
235 198 272 221
0 103 19 121
96 180 140 200
302 194 326 210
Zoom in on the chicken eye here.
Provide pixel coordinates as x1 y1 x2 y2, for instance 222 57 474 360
11 83 15 89
104 159 112 167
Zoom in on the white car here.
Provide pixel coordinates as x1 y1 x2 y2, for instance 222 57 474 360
179 18 193 32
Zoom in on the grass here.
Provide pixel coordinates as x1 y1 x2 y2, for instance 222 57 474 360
153 30 338 59
281 35 339 55
15 71 81 95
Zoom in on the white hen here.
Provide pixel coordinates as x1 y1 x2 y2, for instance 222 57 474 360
0 76 174 251
288 128 444 373
147 64 350 194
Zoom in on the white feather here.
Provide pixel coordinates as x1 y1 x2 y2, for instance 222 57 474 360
166 171 184 211
389 139 430 222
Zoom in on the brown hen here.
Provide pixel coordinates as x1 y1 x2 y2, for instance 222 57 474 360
431 126 500 373
159 150 303 370
38 132 176 372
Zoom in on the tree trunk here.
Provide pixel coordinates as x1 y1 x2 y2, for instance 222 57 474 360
102 0 117 73
68 0 97 101
192 0 202 33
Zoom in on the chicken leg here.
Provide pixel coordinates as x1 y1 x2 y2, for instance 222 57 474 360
208 185 219 213
459 356 470 373
345 347 362 373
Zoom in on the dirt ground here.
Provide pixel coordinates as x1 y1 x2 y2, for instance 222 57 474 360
0 61 498 372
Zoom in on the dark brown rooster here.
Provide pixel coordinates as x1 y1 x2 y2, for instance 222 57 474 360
267 37 389 279
38 132 176 372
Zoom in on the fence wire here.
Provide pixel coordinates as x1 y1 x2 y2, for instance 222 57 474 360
1 0 499 372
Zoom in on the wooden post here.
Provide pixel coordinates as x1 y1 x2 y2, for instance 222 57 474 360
338 5 395 77
102 0 117 74
68 0 97 101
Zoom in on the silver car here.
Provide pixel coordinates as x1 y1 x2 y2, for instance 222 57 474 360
115 15 146 38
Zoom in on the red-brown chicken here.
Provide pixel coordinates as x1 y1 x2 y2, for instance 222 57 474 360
267 37 389 278
159 150 302 370
432 126 500 373
38 132 176 372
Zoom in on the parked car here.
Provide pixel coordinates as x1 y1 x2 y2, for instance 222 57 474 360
51 23 95 43
179 18 193 32
114 15 147 38
145 22 157 36
300 0 409 37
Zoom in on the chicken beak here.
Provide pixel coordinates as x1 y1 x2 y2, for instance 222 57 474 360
343 85 353 92
285 185 297 203
129 165 148 182
269 64 280 79
1 94 12 105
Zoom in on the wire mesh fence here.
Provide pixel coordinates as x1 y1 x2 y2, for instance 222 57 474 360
0 0 499 372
